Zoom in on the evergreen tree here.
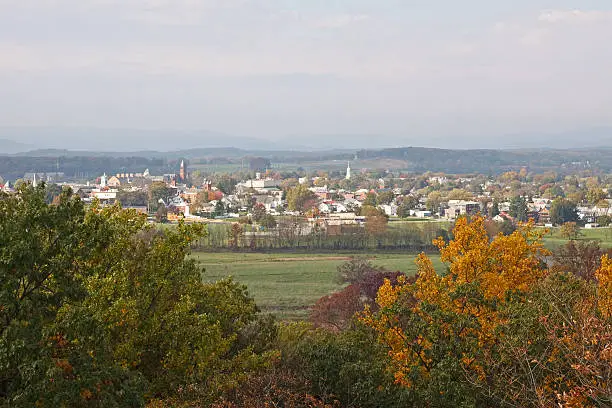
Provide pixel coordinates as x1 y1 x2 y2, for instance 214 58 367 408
509 196 528 222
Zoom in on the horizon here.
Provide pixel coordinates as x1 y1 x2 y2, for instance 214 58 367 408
0 124 611 153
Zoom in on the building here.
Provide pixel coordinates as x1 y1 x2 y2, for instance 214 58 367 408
345 161 351 180
237 178 281 193
444 200 481 220
179 160 187 181
379 204 398 217
107 176 122 188
91 188 118 202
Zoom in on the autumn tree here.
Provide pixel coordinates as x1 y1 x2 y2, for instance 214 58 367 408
251 203 267 223
559 221 581 240
286 185 317 213
446 188 472 201
361 216 550 406
426 191 442 213
192 191 210 213
552 240 612 281
229 223 243 248
361 206 388 236
44 182 64 204
587 187 607 206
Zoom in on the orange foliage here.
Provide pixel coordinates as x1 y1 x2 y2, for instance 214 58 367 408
596 255 612 318
362 216 550 387
433 216 549 300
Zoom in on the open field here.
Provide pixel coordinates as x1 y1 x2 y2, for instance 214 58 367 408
193 252 443 320
540 227 612 249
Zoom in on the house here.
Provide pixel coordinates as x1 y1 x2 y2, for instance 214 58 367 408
91 188 117 201
355 189 369 201
538 208 551 224
444 200 481 220
319 201 348 214
379 204 398 217
429 176 448 185
309 186 331 200
167 196 190 216
254 195 282 213
107 176 122 188
236 178 281 194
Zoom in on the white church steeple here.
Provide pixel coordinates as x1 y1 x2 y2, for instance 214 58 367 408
345 161 351 180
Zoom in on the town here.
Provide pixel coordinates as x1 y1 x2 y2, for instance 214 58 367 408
4 158 610 234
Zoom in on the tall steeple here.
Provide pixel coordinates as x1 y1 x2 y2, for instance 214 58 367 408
179 160 186 181
345 161 351 180
32 172 37 188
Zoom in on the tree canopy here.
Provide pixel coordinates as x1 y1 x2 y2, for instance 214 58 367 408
0 184 273 407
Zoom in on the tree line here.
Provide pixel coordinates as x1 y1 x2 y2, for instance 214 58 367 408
193 221 448 253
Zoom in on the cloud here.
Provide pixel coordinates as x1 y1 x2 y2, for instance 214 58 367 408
538 9 612 23
1 3 612 138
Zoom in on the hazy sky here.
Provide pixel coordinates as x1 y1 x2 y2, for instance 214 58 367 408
1 1 611 146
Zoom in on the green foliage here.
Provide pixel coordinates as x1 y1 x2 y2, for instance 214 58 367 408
214 200 226 217
44 183 64 204
376 190 395 206
279 324 412 408
0 185 146 407
597 215 611 227
0 185 274 407
509 195 528 222
488 199 500 217
363 192 377 207
117 190 148 207
550 198 579 225
216 176 237 195
148 182 174 211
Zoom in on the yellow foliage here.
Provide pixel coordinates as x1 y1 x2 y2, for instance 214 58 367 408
434 216 549 301
596 255 612 318
362 216 550 388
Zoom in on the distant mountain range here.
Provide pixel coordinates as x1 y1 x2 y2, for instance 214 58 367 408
0 126 610 154
1 145 611 181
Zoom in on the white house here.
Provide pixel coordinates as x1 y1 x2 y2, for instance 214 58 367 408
379 204 398 217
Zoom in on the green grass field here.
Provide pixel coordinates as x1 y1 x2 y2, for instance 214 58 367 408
540 227 612 249
192 252 443 320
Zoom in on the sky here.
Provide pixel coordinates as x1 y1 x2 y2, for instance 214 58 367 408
0 0 611 149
